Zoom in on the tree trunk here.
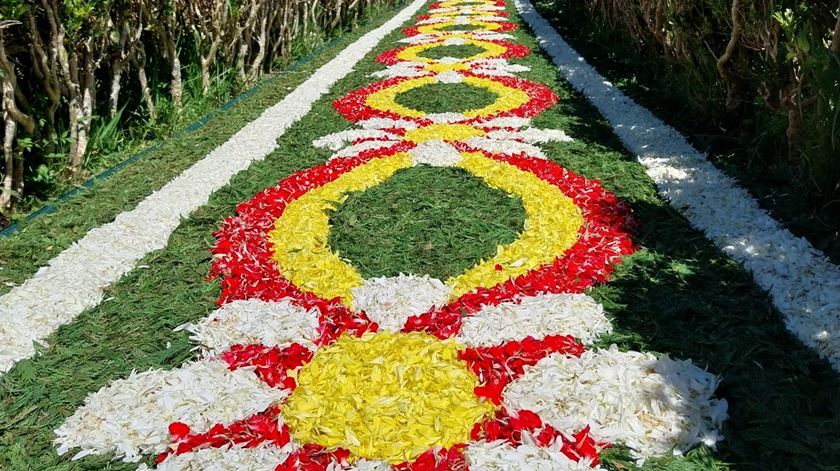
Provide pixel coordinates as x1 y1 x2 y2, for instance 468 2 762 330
161 18 183 110
75 54 96 174
248 13 270 81
132 42 157 121
716 0 745 112
109 59 124 119
832 2 840 56
171 54 183 109
66 93 83 175
27 12 61 128
0 116 14 211
0 26 34 210
237 1 260 81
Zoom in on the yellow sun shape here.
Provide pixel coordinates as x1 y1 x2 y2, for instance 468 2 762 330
281 331 495 463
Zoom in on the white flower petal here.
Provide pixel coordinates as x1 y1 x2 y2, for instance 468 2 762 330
178 299 320 354
465 137 547 158
314 130 399 151
351 275 452 331
486 128 573 144
55 360 287 462
359 118 420 130
346 459 393 470
410 140 463 166
436 71 465 84
465 440 601 470
153 443 296 471
503 346 727 461
457 293 611 346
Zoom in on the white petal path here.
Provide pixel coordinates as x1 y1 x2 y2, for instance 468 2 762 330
514 0 840 372
0 0 429 376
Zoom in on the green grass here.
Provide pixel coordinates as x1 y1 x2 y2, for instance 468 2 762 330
1 1 839 470
329 166 525 280
437 23 485 32
417 43 486 59
395 82 498 114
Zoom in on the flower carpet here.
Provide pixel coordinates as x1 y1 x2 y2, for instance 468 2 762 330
51 1 727 469
3 0 840 470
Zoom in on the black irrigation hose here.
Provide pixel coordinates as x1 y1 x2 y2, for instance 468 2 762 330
1 0 406 238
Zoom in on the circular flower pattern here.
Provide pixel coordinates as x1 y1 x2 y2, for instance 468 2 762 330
334 73 557 125
281 331 494 463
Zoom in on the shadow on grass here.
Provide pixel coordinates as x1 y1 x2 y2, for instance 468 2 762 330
558 88 840 471
603 198 840 471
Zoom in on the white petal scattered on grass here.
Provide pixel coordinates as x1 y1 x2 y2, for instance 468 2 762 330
515 0 840 371
0 0 430 377
431 5 506 14
178 299 320 354
465 440 601 470
373 62 430 79
147 444 297 471
444 37 468 45
427 112 470 123
55 360 288 462
503 347 727 461
457 293 611 346
399 32 514 44
351 275 453 331
471 60 531 77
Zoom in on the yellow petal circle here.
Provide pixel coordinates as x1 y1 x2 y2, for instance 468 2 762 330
282 331 494 463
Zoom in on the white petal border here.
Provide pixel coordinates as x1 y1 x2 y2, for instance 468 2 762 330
0 0 430 376
514 0 840 372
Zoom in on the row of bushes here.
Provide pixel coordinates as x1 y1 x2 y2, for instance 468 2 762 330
548 0 839 205
0 0 397 214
